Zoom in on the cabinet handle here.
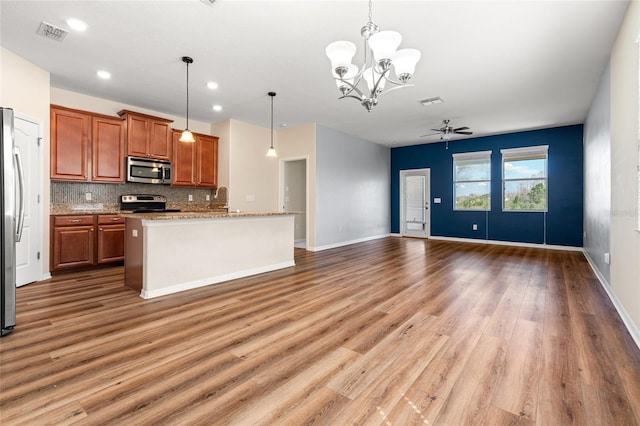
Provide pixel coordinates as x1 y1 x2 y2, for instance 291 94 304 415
99 228 103 231
111 217 120 221
70 219 81 223
91 228 94 232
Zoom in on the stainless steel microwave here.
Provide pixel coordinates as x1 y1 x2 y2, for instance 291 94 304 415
126 156 172 184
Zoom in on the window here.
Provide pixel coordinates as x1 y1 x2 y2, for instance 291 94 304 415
453 151 491 210
501 146 548 212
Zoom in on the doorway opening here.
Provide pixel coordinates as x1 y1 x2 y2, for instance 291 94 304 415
280 158 307 249
400 168 430 238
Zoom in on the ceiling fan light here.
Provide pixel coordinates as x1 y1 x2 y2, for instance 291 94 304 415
368 30 401 63
393 48 421 82
325 41 357 72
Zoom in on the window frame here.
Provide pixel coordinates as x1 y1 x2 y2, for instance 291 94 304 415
501 145 549 213
452 150 492 211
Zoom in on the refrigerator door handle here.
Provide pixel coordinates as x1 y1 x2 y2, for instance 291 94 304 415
14 146 25 242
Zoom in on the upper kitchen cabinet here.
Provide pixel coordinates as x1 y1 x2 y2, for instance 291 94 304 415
50 105 125 183
172 131 218 187
92 115 125 182
118 110 173 160
50 106 90 180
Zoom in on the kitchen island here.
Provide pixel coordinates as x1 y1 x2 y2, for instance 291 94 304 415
122 211 296 298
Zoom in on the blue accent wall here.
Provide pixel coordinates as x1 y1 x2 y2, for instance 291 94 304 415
391 125 584 247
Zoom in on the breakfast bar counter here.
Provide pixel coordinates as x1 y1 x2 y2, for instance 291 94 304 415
123 212 296 298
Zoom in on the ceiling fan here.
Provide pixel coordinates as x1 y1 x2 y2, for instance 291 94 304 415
420 119 473 140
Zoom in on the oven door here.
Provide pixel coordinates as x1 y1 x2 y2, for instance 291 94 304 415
127 157 171 184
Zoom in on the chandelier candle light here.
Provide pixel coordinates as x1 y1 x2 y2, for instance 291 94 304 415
325 0 421 112
179 56 195 143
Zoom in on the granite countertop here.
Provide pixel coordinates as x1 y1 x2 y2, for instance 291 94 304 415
119 211 298 220
50 203 229 216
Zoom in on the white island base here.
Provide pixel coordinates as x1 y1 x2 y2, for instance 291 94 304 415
124 213 295 299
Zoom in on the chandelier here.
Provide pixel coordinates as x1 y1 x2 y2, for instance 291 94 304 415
325 0 421 112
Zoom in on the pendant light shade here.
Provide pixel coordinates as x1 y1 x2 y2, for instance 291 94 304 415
266 92 277 158
179 56 195 143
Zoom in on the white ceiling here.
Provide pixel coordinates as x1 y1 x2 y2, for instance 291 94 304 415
0 0 629 147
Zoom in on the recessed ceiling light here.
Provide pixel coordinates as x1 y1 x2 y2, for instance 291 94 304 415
207 82 219 90
66 18 88 32
212 105 222 112
96 70 111 80
280 124 288 128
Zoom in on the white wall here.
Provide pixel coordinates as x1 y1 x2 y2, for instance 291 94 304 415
584 64 611 283
277 123 316 247
314 125 390 249
610 0 640 339
225 119 278 212
1 47 51 279
51 88 211 135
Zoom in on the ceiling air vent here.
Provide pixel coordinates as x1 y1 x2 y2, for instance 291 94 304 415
200 0 217 6
419 96 444 106
36 21 69 42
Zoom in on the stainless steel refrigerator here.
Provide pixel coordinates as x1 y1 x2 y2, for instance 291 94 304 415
1 107 25 336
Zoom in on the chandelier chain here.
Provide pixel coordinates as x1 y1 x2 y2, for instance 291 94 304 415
368 0 373 23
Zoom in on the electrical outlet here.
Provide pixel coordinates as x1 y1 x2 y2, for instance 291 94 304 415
206 194 210 201
188 194 193 202
472 224 478 231
604 252 610 265
85 192 92 201
132 229 138 237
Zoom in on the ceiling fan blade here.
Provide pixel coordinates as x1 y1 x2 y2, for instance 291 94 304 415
453 126 469 131
420 133 441 138
454 131 473 135
429 128 443 132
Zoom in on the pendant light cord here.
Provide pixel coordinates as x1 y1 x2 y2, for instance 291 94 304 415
270 94 274 148
186 60 190 130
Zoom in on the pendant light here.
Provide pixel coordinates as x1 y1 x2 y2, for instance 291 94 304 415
266 91 277 158
179 56 195 143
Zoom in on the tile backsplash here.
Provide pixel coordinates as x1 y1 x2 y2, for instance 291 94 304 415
51 182 227 206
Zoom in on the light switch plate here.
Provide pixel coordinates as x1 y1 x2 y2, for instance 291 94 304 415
434 197 441 204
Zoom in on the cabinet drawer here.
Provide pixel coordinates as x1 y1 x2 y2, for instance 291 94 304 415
53 215 95 226
98 215 125 225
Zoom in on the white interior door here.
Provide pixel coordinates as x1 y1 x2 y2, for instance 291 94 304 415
14 115 42 287
401 169 430 238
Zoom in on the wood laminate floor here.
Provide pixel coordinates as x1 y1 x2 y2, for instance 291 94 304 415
1 237 640 425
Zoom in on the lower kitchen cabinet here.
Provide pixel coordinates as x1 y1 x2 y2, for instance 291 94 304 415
51 214 125 272
97 215 125 263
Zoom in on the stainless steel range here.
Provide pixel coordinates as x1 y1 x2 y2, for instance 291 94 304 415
120 195 180 213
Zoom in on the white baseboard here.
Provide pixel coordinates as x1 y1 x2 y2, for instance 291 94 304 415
583 251 640 350
428 235 583 251
307 233 390 252
140 260 295 299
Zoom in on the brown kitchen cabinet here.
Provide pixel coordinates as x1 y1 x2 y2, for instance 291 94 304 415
51 214 125 272
50 106 91 180
50 105 125 183
171 130 218 187
51 215 96 270
97 215 125 264
118 110 173 160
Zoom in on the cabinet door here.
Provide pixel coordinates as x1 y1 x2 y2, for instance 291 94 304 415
52 225 95 270
172 130 196 186
92 116 125 182
126 115 149 157
50 107 90 180
149 120 172 160
97 224 125 263
197 135 218 187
